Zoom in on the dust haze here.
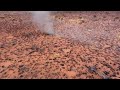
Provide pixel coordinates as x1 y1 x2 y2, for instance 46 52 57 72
31 11 54 35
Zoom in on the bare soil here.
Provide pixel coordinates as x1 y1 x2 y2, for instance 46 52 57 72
0 11 120 79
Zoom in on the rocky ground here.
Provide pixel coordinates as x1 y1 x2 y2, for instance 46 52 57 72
0 11 120 79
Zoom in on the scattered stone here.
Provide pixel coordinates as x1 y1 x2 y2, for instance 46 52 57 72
88 66 97 73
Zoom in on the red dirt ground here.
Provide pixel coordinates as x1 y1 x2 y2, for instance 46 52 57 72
0 11 120 79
